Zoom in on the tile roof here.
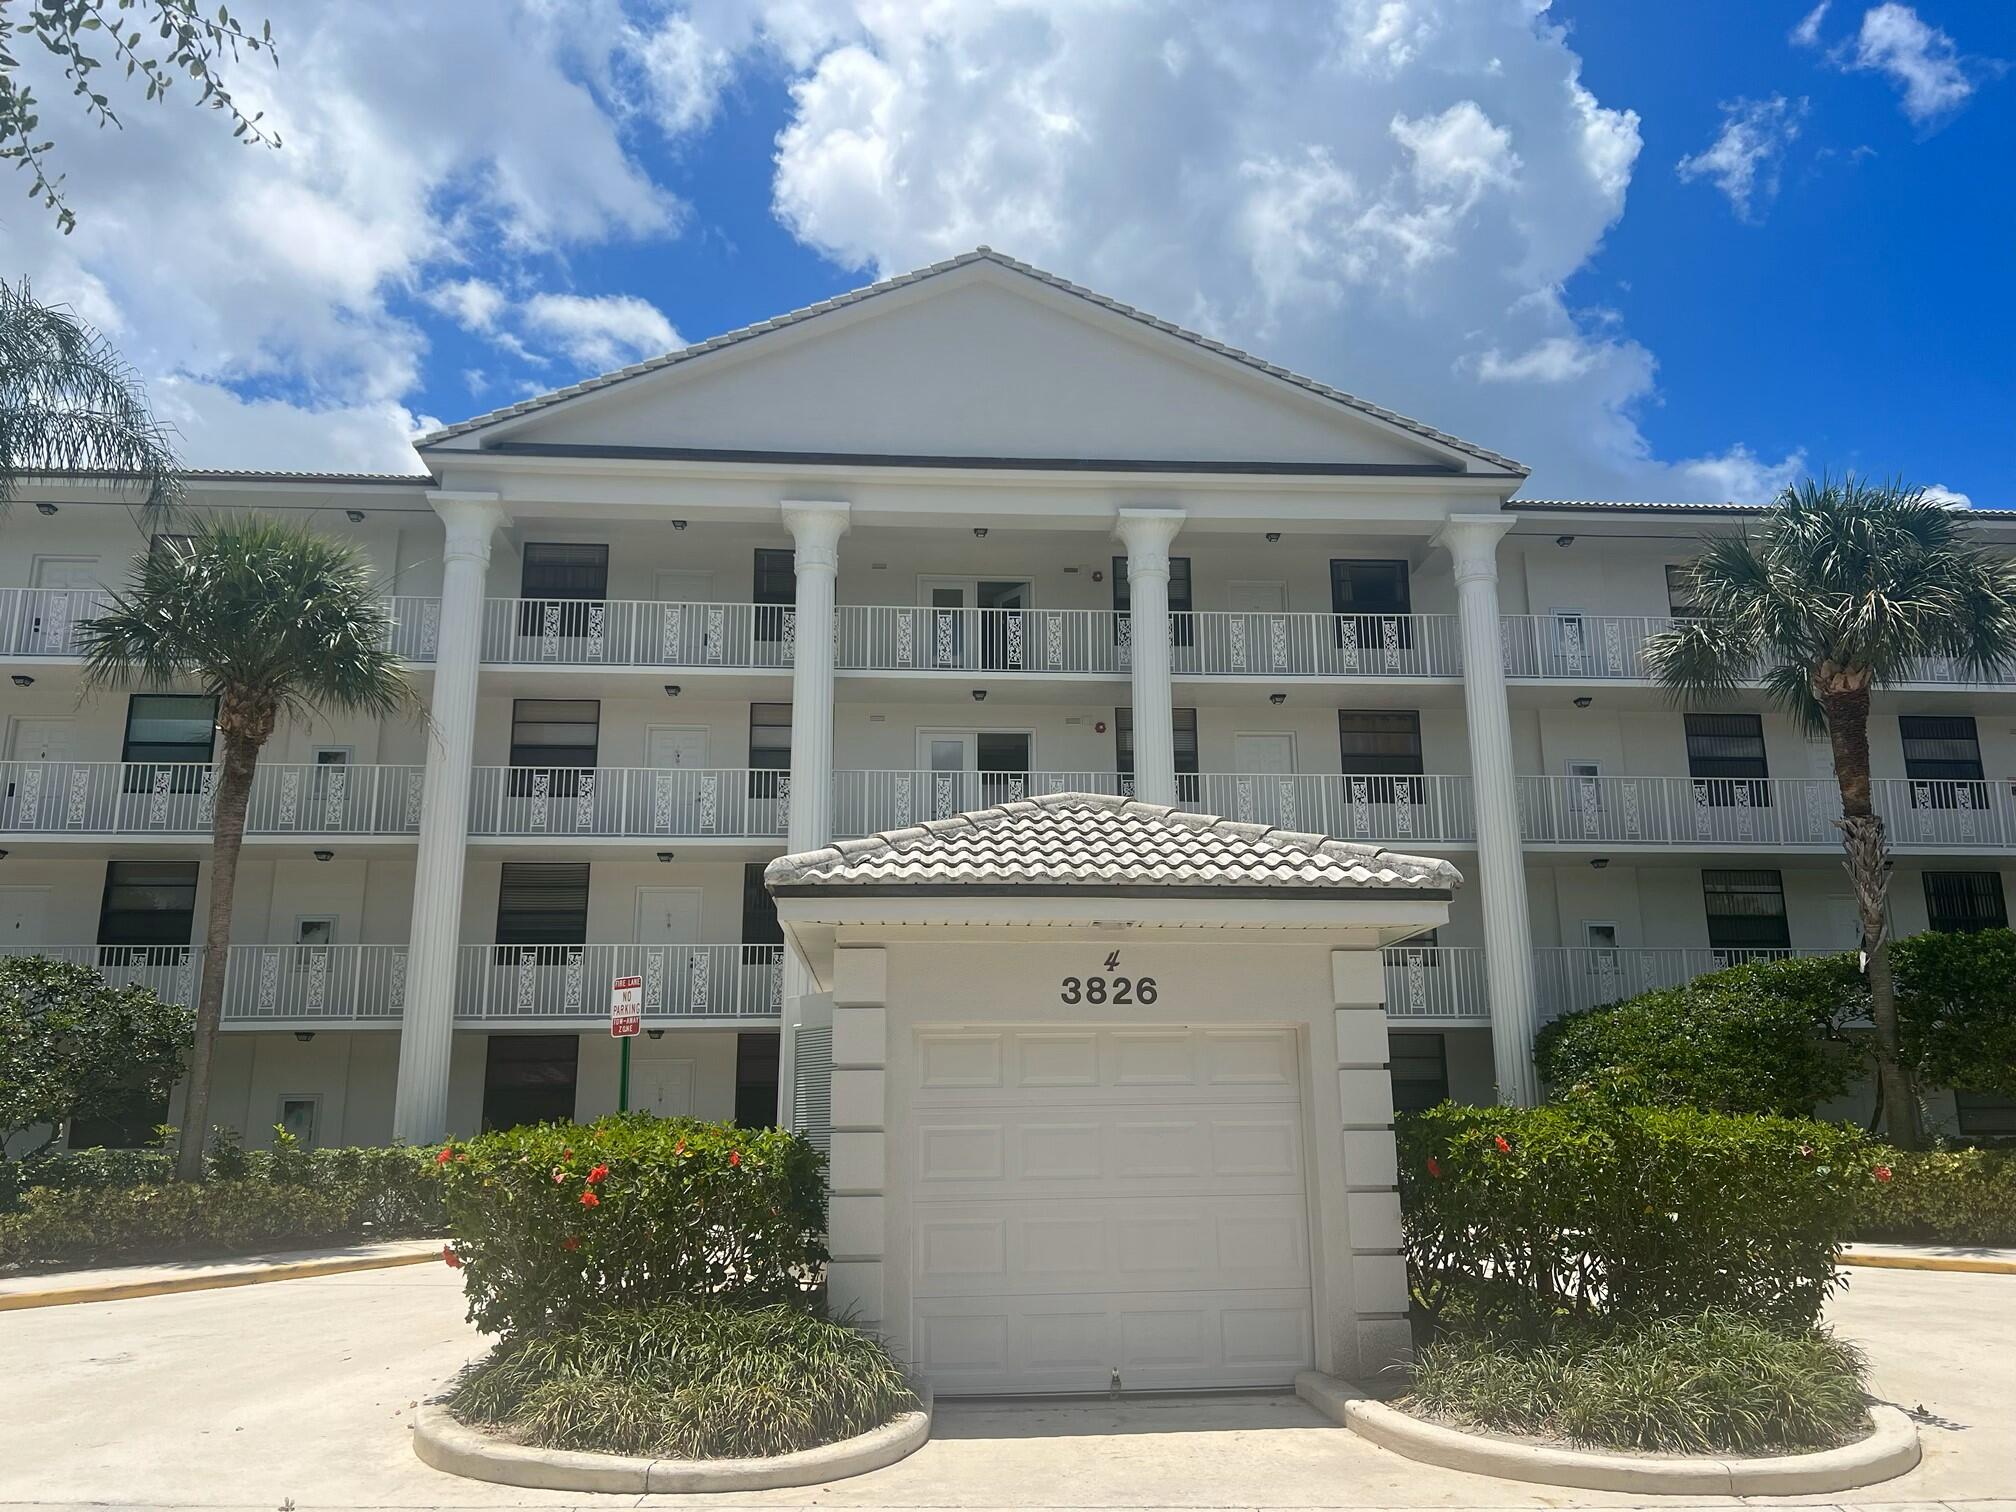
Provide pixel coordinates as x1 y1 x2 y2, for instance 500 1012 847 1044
766 791 1461 894
1509 497 2016 519
417 248 1526 474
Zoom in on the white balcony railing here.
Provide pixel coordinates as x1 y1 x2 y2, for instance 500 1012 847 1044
1198 772 1476 843
243 764 425 835
1518 773 1845 847
1873 777 2016 847
220 943 410 1023
1498 614 1699 682
0 762 423 837
837 605 1126 675
1381 945 1489 1021
832 769 1133 834
0 944 203 1006
454 943 784 1022
0 587 114 658
1179 612 1464 679
385 596 442 663
480 598 795 669
467 767 788 839
1534 946 1838 1022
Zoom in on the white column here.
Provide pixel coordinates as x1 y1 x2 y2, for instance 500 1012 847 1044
1114 508 1185 805
393 493 505 1143
1436 514 1541 1106
779 501 849 1010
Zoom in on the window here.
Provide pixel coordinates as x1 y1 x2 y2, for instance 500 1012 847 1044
121 694 216 775
312 748 350 767
1337 710 1425 801
754 548 795 641
277 1095 320 1145
509 699 599 796
520 542 609 601
1685 711 1770 807
1901 716 1987 811
295 917 336 947
1702 868 1791 955
735 1032 781 1129
748 702 791 799
96 860 199 948
1114 707 1200 801
1111 554 1194 648
741 861 783 945
1331 559 1412 648
1955 1090 2016 1136
1388 1032 1449 1114
1923 871 2008 934
481 1035 580 1131
1664 565 1700 617
495 863 590 947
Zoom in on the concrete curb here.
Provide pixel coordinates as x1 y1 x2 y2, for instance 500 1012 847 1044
411 1388 932 1493
1294 1371 1920 1495
1840 1248 2016 1276
0 1248 437 1312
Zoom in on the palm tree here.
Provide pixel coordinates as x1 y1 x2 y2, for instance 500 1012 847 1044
79 518 421 1179
1644 477 2016 1149
0 280 181 518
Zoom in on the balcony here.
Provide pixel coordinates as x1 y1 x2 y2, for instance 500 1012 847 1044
0 762 424 839
466 767 789 840
0 588 442 665
0 945 203 1007
453 943 784 1024
1381 944 1489 1022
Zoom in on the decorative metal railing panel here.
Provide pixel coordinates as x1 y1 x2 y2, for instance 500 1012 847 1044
1380 945 1489 1022
479 599 795 669
1181 612 1463 679
467 767 787 839
0 762 422 837
454 942 784 1022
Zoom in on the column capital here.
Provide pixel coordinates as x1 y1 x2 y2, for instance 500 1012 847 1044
1113 508 1186 578
1433 513 1516 585
782 500 850 573
427 492 507 563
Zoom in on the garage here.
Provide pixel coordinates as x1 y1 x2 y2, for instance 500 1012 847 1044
908 1025 1314 1394
768 791 1458 1395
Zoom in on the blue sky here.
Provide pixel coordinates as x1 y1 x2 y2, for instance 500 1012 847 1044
10 1 2010 502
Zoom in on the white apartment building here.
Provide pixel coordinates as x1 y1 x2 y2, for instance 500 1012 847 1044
3 249 2010 1150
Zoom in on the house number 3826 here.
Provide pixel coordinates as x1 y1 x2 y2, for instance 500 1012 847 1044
1061 952 1158 1006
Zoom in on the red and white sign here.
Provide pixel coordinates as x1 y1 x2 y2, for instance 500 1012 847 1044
609 975 643 1038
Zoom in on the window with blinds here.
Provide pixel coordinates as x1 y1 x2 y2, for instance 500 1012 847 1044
520 542 609 600
1111 555 1194 648
495 862 590 947
1114 707 1200 801
741 861 783 945
1685 712 1770 807
96 860 199 949
509 700 599 796
748 702 791 798
1331 560 1412 649
1900 717 1987 810
1923 871 2008 934
1702 868 1791 954
1664 564 1700 617
754 548 795 641
1389 1032 1449 1113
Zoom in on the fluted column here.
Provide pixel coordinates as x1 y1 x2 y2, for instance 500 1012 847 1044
1436 514 1540 1106
780 501 849 1002
393 493 505 1143
1114 508 1185 805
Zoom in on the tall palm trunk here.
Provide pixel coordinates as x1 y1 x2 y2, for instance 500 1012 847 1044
173 726 261 1181
1822 681 1923 1150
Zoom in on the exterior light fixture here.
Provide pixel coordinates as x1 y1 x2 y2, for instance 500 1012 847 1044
1269 692 1287 705
313 849 334 862
345 510 366 523
294 1031 316 1043
1265 532 1281 543
0 849 9 861
671 520 688 531
663 684 681 697
647 1028 666 1040
10 675 31 688
973 527 988 538
656 851 676 863
34 502 56 516
1590 857 1610 870
1573 696 1593 709
971 689 988 702
1555 535 1575 547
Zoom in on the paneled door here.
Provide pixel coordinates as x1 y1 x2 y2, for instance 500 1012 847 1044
0 887 49 949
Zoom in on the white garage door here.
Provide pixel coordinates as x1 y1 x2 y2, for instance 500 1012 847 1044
909 1025 1315 1395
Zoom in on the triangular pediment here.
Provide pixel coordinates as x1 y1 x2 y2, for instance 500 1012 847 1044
422 253 1521 475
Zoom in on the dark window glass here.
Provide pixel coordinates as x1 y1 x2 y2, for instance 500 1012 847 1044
1664 565 1700 617
754 548 795 641
1923 871 2008 934
481 1034 579 1131
735 1032 782 1128
1115 707 1200 801
1955 1090 2016 1136
1389 1032 1449 1114
67 1087 168 1150
509 700 598 797
741 861 783 946
96 860 199 948
1330 560 1411 617
1338 710 1424 775
1901 715 1985 783
520 543 609 600
1685 712 1770 807
122 694 216 766
1702 868 1791 954
495 863 589 946
1111 555 1193 648
748 702 791 799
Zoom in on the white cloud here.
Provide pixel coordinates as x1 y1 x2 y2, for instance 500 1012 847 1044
1850 3 1974 123
1791 2 1830 47
1472 336 1606 385
150 377 427 474
1921 482 1972 506
522 293 682 369
1676 97 1804 221
1671 444 1807 504
426 278 507 334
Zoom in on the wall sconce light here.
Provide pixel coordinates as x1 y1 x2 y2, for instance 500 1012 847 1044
1556 535 1575 547
671 520 687 531
313 850 334 862
656 851 676 863
1590 857 1610 870
294 1031 316 1042
971 689 988 702
11 675 32 688
0 849 10 861
34 502 56 516
1265 532 1281 543
1269 692 1287 705
663 684 681 697
1573 696 1593 709
345 510 366 523
647 1028 665 1040
973 527 988 538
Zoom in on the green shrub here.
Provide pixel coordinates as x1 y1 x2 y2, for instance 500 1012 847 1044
0 1180 359 1266
1890 929 2016 1100
435 1115 826 1338
1398 1103 1877 1329
1407 1311 1868 1454
448 1301 916 1460
1854 1146 2016 1245
1534 953 1865 1115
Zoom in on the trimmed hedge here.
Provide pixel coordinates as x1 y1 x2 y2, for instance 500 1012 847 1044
1398 1103 1875 1329
436 1115 826 1338
1854 1146 2016 1245
449 1302 917 1460
1890 929 2016 1101
1533 953 1864 1116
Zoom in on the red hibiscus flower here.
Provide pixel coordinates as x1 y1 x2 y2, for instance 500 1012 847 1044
1426 1156 1442 1179
580 1190 600 1207
1873 1164 1893 1184
435 1146 454 1165
441 1245 461 1269
561 1236 581 1252
587 1163 609 1184
729 1150 742 1167
1493 1134 1511 1154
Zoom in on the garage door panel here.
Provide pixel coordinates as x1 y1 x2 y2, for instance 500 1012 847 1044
913 1027 1304 1108
916 1107 1305 1198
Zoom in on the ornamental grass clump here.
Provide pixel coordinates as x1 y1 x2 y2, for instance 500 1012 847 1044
448 1301 917 1460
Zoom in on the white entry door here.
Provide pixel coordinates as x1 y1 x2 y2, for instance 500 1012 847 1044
647 727 708 770
25 559 100 654
635 887 702 944
1227 581 1286 613
1232 733 1295 775
9 719 77 764
0 888 49 948
633 1057 696 1117
655 570 713 604
908 1025 1315 1395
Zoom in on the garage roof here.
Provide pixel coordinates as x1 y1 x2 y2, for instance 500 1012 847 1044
766 792 1459 897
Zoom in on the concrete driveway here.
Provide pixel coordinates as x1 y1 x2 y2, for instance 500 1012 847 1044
0 1259 2007 1512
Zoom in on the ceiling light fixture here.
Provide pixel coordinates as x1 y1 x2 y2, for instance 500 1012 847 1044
345 510 366 523
34 502 56 516
312 850 334 862
663 684 681 697
656 851 676 863
971 689 988 702
294 1031 316 1042
671 520 687 531
1590 857 1610 870
1269 692 1287 705
10 675 31 688
973 527 988 538
1265 532 1281 543
1573 696 1593 709
1556 535 1575 547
